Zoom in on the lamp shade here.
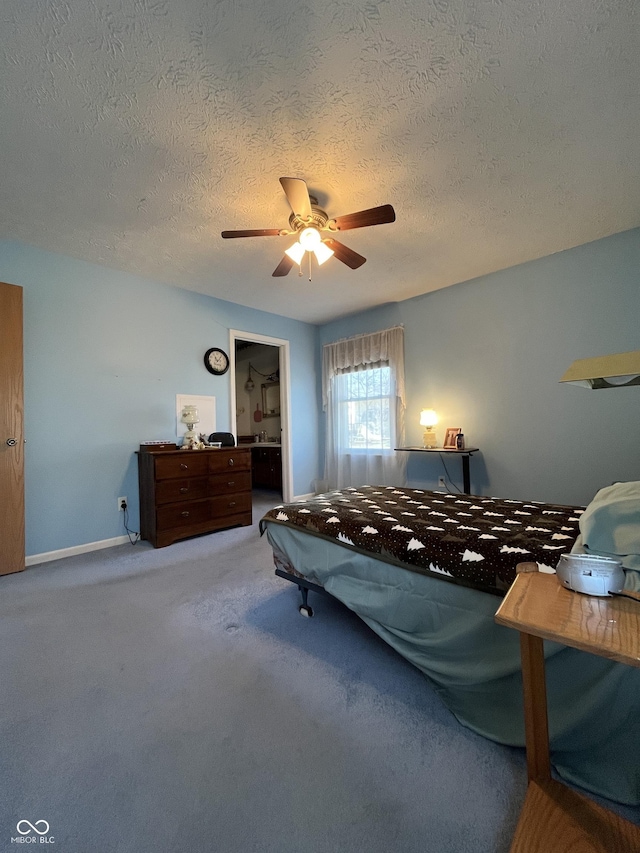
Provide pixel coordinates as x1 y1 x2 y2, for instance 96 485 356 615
313 241 334 265
181 405 199 425
560 350 640 389
419 409 438 427
284 241 305 265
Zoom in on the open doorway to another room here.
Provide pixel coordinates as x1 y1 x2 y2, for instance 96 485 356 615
233 338 284 500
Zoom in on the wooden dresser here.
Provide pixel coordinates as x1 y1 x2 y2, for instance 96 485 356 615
137 444 252 548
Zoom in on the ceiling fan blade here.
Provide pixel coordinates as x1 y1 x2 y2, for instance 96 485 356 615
221 228 282 239
333 204 396 231
324 238 366 270
279 177 312 219
272 255 294 277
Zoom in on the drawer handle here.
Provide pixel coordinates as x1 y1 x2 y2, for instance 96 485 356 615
180 463 188 470
229 501 236 508
228 458 234 466
180 487 189 493
227 481 235 486
181 511 190 517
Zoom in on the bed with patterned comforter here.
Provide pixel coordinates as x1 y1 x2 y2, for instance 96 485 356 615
260 485 582 595
260 486 640 807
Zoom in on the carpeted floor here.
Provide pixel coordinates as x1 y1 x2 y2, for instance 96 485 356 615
0 491 635 851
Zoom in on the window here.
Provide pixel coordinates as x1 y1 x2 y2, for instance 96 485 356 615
321 326 406 489
335 365 395 451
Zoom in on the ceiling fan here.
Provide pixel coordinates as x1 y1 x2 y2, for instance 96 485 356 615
221 177 396 277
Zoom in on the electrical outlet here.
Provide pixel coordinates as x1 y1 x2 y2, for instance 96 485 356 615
438 477 446 488
117 496 127 512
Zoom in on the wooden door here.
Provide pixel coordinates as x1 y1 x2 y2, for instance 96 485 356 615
0 282 25 574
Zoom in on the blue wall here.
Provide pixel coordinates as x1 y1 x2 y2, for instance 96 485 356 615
3 228 639 558
0 241 319 557
319 229 640 506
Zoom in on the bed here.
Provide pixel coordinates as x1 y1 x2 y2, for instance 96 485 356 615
260 485 640 806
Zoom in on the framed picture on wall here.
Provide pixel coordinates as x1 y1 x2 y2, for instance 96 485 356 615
443 428 461 449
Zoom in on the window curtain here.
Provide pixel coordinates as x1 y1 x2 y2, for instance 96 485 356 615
321 326 407 490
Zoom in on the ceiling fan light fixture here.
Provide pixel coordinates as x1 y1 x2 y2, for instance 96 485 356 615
313 241 334 265
284 241 305 265
223 178 395 277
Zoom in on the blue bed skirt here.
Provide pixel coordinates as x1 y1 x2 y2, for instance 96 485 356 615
264 521 640 806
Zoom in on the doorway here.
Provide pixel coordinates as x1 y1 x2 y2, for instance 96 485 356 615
229 330 292 503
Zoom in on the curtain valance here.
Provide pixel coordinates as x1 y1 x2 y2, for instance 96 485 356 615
322 326 405 411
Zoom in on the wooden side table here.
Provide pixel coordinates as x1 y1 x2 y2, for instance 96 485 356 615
495 568 640 852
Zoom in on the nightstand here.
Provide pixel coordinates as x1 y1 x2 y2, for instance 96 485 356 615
495 569 640 852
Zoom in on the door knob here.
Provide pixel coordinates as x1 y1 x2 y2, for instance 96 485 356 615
6 438 17 447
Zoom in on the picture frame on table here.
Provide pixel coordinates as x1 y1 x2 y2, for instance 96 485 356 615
443 428 461 449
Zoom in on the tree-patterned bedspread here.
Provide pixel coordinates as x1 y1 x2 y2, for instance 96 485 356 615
260 486 584 596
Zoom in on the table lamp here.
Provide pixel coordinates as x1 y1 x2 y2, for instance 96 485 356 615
420 409 438 448
181 405 200 444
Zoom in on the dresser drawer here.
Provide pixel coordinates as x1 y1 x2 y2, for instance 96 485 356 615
209 471 251 496
155 454 210 479
208 450 251 474
156 477 208 505
210 492 252 518
157 499 211 531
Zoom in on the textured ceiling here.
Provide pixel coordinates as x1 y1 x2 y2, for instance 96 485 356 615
1 0 639 323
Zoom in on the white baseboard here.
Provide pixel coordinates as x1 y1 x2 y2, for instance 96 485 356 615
26 535 130 567
26 492 316 566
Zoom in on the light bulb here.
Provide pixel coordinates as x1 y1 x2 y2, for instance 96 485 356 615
298 227 321 250
603 374 640 386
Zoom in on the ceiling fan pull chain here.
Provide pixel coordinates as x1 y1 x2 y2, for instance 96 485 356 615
308 252 312 282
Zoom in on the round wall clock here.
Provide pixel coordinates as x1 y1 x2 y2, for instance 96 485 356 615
204 347 230 376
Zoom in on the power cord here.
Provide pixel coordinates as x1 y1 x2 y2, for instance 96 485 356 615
439 454 462 493
121 501 140 545
609 590 640 603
